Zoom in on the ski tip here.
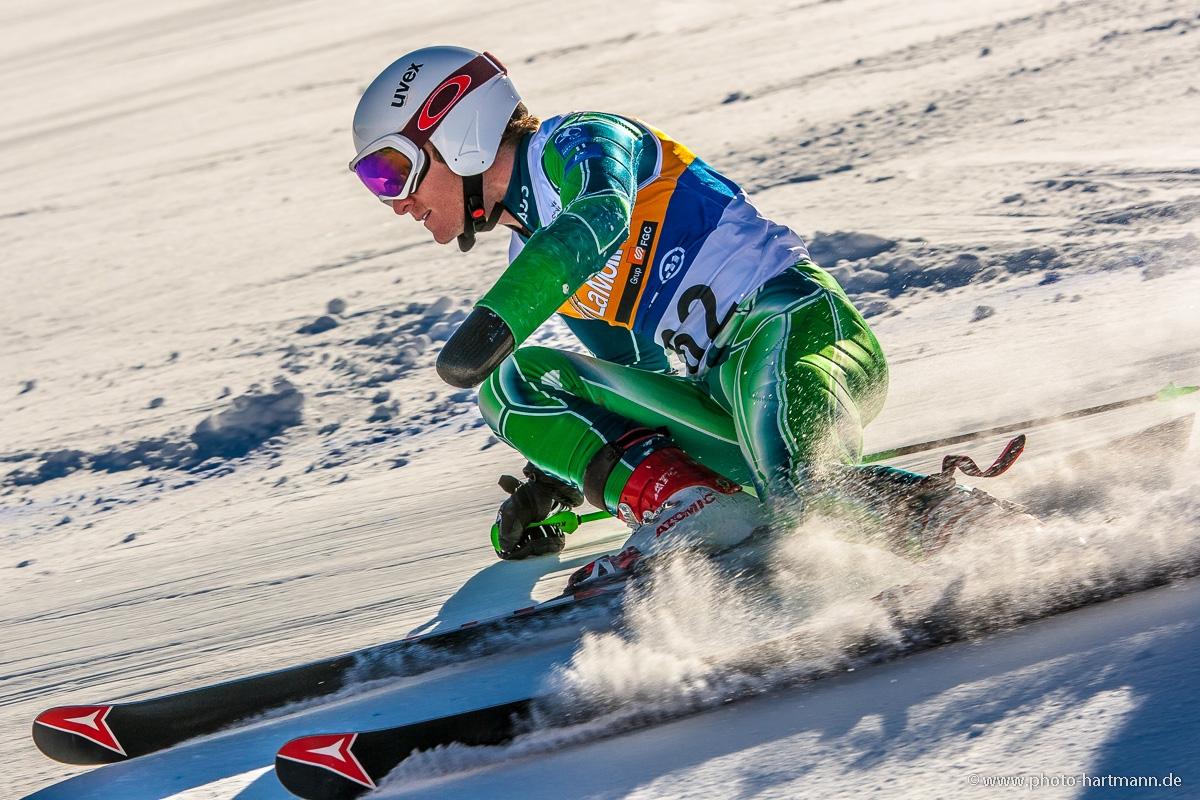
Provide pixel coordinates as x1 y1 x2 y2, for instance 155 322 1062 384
32 705 127 764
1158 383 1200 401
276 732 376 799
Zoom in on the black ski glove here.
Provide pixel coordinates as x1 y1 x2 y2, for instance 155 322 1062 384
494 462 584 560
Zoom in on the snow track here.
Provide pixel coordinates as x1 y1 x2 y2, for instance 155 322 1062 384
379 578 1200 800
23 576 1200 799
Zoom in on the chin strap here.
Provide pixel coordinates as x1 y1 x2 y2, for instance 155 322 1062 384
457 173 505 252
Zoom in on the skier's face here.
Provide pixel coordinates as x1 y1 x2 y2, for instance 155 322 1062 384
390 145 463 245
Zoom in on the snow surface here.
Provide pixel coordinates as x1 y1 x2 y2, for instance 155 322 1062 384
3 0 1200 797
19 576 1200 800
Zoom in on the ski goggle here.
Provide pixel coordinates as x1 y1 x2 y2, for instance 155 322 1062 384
349 134 426 203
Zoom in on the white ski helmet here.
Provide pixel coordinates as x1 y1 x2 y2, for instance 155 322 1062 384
351 46 521 183
350 47 521 251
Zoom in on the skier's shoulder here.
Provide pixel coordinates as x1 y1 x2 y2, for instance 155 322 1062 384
541 111 646 158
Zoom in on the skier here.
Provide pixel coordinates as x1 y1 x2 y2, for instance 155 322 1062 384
348 46 1017 589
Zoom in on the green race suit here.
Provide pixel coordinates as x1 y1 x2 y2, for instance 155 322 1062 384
475 112 889 508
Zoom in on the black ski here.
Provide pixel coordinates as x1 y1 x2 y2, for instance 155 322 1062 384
33 411 1195 770
31 580 626 765
275 700 535 799
276 560 1200 800
273 413 1199 800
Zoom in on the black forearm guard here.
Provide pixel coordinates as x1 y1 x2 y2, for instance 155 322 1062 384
435 306 515 388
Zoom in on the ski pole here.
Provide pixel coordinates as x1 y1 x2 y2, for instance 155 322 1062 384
863 382 1197 463
490 510 614 550
494 473 617 536
532 509 614 533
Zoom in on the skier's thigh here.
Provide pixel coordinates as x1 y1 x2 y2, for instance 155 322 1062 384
725 309 866 491
483 346 750 482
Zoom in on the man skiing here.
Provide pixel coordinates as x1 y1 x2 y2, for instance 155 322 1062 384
348 46 1013 589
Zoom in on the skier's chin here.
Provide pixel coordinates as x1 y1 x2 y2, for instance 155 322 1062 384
428 221 460 245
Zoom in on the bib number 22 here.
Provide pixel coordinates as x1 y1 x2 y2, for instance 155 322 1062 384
659 284 733 372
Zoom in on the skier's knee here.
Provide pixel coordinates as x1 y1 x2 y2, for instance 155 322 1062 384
508 345 560 377
476 346 558 427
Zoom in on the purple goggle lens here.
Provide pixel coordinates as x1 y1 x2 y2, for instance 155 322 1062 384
352 147 415 199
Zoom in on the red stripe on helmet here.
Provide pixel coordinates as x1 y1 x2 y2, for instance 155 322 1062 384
418 75 472 131
401 53 504 147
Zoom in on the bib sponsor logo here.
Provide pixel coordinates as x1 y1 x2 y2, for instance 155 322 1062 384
390 62 423 108
630 221 659 267
615 221 658 324
570 249 623 318
658 246 686 282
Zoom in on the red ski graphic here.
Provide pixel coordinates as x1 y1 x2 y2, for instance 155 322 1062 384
277 733 376 789
34 705 125 756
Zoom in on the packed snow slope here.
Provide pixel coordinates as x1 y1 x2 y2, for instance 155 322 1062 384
21 578 1200 800
2 0 1199 796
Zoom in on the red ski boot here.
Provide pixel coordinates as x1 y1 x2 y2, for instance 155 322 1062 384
567 442 767 591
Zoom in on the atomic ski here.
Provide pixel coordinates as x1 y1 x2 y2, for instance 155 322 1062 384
31 577 628 766
276 559 1200 800
32 406 1196 770
272 413 1198 799
275 700 535 799
277 558 1200 799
